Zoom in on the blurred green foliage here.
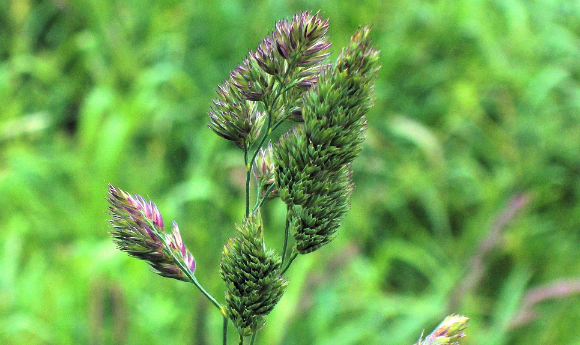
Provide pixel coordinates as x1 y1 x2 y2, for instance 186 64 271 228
1 0 580 344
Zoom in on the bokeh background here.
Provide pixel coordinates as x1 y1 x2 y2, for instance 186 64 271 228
2 0 580 344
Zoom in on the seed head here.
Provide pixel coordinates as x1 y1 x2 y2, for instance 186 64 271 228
252 142 278 199
107 184 196 281
415 315 469 345
208 80 265 149
220 212 288 336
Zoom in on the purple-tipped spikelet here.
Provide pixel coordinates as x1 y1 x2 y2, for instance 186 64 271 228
208 12 333 148
252 142 279 199
273 11 330 66
272 11 331 90
415 315 469 345
230 58 269 102
208 81 265 149
107 184 196 282
252 36 283 76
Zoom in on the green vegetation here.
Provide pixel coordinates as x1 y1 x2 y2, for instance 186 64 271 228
1 0 579 344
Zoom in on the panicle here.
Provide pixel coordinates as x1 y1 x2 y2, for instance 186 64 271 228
208 80 265 149
107 184 196 282
273 26 380 254
415 315 469 345
208 12 334 149
220 212 288 336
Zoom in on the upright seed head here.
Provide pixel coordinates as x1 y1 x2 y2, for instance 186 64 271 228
273 26 380 255
208 80 265 149
220 212 288 336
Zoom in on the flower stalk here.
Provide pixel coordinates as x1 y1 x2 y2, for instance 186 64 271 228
107 184 223 314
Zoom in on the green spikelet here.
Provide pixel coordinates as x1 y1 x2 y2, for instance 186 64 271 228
274 26 380 254
290 166 354 254
208 80 265 150
220 212 288 336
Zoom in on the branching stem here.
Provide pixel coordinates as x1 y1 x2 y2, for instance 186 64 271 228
141 216 225 316
250 331 258 345
280 207 291 268
281 251 298 275
253 184 277 214
223 316 228 345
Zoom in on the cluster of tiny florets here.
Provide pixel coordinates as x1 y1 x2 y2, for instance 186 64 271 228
274 26 380 254
220 213 288 336
107 184 196 281
207 11 332 150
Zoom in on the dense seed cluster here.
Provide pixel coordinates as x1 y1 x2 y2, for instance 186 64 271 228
274 26 380 253
220 213 288 336
208 11 332 149
107 184 196 281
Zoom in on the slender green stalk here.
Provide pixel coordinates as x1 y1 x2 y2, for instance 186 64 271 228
249 331 258 345
182 266 224 314
280 251 298 275
252 183 276 213
246 65 294 171
223 316 228 345
280 208 291 268
245 148 251 218
245 96 275 219
239 334 244 345
138 216 225 315
248 105 273 170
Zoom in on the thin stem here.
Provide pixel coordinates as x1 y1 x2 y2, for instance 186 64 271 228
140 217 225 316
252 184 277 214
178 259 224 315
250 331 258 345
246 63 295 175
222 316 228 345
280 207 291 267
248 112 273 170
245 148 251 218
239 334 244 345
280 251 298 275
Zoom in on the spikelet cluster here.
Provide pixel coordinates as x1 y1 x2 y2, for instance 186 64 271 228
107 184 196 281
274 26 380 254
252 142 278 199
415 315 469 345
208 11 331 148
208 81 266 149
220 212 288 336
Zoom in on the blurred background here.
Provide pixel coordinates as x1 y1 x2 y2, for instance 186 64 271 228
2 0 580 344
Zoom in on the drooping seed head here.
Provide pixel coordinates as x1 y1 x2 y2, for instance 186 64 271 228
107 184 196 281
